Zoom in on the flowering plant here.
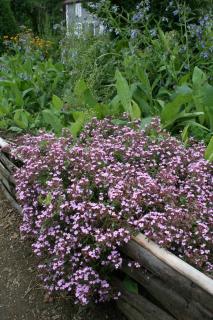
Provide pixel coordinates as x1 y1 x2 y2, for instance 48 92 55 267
14 117 213 305
3 27 53 58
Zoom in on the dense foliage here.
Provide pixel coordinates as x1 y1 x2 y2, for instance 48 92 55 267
0 1 212 142
9 0 62 33
13 118 212 305
86 0 213 30
0 50 65 132
0 0 17 45
61 1 213 143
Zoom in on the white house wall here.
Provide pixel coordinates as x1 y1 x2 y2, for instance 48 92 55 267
65 3 104 35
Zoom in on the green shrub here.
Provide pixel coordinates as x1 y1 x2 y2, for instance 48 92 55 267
0 52 67 132
87 0 212 28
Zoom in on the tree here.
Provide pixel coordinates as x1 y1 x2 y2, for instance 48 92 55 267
11 0 63 34
0 0 17 37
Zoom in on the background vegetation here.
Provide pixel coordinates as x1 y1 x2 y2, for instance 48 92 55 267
0 0 212 155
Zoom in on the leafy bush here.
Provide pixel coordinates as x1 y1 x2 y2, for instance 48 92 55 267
13 117 212 305
84 0 213 81
75 66 213 143
86 0 212 31
60 28 122 105
0 0 212 143
160 66 213 142
0 51 67 132
61 0 213 132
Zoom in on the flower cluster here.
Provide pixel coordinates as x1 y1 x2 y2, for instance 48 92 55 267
3 27 53 57
14 118 213 305
187 14 213 60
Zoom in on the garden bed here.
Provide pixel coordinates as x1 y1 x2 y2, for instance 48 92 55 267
1 135 212 320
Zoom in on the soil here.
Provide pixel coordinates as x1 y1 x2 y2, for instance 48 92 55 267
0 191 125 320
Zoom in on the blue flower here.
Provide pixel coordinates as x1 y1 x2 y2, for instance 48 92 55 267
132 12 144 23
173 9 179 16
130 29 139 39
150 29 157 37
200 51 209 59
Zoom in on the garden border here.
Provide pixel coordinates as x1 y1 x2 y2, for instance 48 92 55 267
0 136 212 320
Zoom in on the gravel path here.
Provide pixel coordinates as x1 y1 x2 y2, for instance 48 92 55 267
0 191 125 320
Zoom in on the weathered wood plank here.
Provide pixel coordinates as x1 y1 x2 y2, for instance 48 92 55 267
122 240 213 315
114 278 175 320
0 152 17 173
0 161 16 184
117 299 146 320
0 181 22 214
134 233 213 296
0 173 14 194
122 263 213 320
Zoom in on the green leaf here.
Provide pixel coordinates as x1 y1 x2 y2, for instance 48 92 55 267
178 72 191 85
202 84 213 131
163 112 204 129
22 88 34 98
74 79 97 108
70 121 83 138
110 95 123 113
14 86 24 107
175 120 209 132
158 28 170 52
0 119 8 129
52 95 63 111
9 126 23 132
175 84 192 97
192 83 213 129
130 100 141 120
70 112 86 138
94 104 110 119
72 111 85 122
14 109 29 129
74 79 88 97
136 68 152 99
115 70 132 113
83 89 97 108
156 99 165 109
132 86 152 116
123 276 138 294
44 193 52 206
0 99 10 116
161 85 192 124
181 125 189 144
205 137 213 162
111 119 128 126
38 94 47 109
42 109 62 133
192 67 207 87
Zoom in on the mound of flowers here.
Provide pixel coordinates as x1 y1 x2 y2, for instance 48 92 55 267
13 117 212 305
